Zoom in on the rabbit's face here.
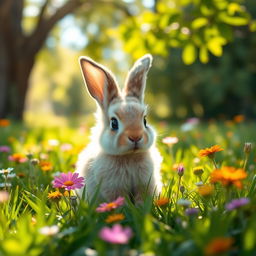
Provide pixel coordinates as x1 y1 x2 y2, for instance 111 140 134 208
100 99 155 155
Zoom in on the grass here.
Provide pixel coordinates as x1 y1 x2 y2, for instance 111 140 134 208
0 120 255 256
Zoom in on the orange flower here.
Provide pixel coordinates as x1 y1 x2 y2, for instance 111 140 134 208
210 166 247 189
205 237 234 255
155 197 170 207
8 153 27 163
48 191 62 200
233 114 245 123
0 119 10 127
199 145 224 158
39 161 53 172
198 184 214 196
105 213 125 223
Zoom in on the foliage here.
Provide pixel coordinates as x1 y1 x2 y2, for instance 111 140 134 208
0 119 255 255
115 0 254 64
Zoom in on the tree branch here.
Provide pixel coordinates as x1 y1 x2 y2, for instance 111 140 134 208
36 0 51 28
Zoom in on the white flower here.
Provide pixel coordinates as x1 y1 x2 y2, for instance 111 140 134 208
177 199 191 207
39 225 59 236
0 168 14 175
48 139 59 147
0 183 12 188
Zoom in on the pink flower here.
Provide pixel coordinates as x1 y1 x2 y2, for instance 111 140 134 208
52 172 85 190
0 146 11 153
99 224 133 244
162 136 179 145
96 197 125 213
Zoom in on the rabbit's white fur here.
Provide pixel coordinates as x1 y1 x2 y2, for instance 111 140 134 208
76 54 162 202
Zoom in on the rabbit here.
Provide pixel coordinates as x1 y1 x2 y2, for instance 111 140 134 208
76 54 163 203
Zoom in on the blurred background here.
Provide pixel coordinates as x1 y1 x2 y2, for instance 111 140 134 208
0 0 255 126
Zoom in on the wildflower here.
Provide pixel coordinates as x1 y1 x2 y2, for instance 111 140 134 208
177 165 184 177
205 237 234 255
193 166 204 178
198 184 214 197
195 181 204 187
48 139 60 147
96 197 125 212
105 213 125 223
155 197 170 207
0 183 12 188
40 161 53 172
210 166 247 189
17 172 25 178
0 191 10 203
185 208 199 216
60 143 73 152
244 142 252 154
48 191 62 201
99 224 133 244
177 199 191 207
0 168 14 176
233 114 244 123
52 172 85 190
162 136 179 145
30 158 39 165
8 153 27 163
180 185 185 194
199 145 224 158
0 119 10 127
0 146 11 153
39 225 59 236
225 198 250 211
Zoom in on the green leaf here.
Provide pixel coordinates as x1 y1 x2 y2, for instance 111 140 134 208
182 43 197 65
192 18 208 29
199 46 209 63
207 37 226 57
218 13 249 26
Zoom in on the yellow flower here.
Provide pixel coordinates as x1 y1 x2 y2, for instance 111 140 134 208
155 197 170 207
205 237 234 255
198 184 214 196
48 191 62 200
210 166 247 189
199 145 224 158
105 213 125 223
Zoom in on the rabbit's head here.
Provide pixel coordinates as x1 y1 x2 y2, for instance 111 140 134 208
79 54 156 155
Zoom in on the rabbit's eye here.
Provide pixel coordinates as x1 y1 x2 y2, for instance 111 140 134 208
110 117 119 131
144 116 147 128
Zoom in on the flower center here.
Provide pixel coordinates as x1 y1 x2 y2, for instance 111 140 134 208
63 180 74 186
106 202 117 209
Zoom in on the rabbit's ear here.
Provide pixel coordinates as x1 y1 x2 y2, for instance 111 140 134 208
124 54 152 102
79 57 120 108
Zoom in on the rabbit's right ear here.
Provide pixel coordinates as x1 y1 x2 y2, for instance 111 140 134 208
79 57 120 108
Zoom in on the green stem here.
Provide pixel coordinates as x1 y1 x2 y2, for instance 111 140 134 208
176 176 182 203
243 153 249 170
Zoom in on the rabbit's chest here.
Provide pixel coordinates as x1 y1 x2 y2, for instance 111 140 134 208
92 153 153 188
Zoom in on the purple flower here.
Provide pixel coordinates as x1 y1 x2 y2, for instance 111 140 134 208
99 224 133 244
0 146 11 153
177 165 184 177
52 172 85 190
225 198 250 211
185 207 199 216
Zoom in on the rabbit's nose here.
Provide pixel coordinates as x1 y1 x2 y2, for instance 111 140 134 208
128 135 142 143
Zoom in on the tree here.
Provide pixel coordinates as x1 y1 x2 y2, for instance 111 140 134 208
0 0 130 121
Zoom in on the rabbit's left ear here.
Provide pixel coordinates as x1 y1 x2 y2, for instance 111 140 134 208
124 54 152 102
